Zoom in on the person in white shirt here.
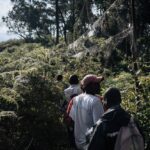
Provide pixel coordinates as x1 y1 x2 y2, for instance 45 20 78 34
69 74 104 150
63 74 82 147
64 75 82 102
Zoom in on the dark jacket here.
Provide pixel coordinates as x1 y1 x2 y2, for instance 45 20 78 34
87 105 131 150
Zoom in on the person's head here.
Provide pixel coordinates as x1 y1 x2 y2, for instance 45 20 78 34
69 75 79 85
81 74 104 95
104 87 121 108
56 74 63 81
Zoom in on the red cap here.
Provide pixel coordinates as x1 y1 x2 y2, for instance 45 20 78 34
81 74 104 88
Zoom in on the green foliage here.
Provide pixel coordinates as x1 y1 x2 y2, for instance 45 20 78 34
0 29 149 150
0 111 17 150
0 95 18 111
13 74 65 149
0 42 69 149
0 0 150 149
3 0 54 42
136 102 150 150
0 71 68 149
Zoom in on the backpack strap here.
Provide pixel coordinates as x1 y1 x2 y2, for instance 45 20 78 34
66 98 74 115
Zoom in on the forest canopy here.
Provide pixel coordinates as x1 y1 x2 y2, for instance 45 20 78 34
2 0 150 45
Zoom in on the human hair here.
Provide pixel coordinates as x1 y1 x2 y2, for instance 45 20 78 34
84 82 100 95
69 75 79 84
104 87 121 107
57 75 63 81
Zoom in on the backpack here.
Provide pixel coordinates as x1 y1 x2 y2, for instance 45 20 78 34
114 117 144 150
62 94 78 112
63 93 78 125
63 98 74 126
63 98 76 147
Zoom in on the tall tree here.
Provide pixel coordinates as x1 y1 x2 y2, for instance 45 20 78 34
55 0 59 44
3 0 54 42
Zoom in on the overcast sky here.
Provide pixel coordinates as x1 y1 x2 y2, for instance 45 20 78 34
0 0 19 42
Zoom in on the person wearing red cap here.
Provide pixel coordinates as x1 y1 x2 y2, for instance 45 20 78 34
69 74 104 150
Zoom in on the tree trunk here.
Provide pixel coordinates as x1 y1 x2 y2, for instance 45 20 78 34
72 0 75 33
58 7 67 44
56 0 59 44
131 0 137 60
70 0 76 41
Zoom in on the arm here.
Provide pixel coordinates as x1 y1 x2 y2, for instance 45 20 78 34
92 99 104 124
88 124 106 150
64 89 70 101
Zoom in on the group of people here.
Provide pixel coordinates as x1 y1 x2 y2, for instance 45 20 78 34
62 74 144 150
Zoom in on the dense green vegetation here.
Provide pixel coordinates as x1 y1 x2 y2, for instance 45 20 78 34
0 38 149 150
0 0 150 150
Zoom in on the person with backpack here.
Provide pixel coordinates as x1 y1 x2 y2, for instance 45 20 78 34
64 74 82 102
69 74 104 150
87 87 144 150
63 74 82 148
62 74 82 112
